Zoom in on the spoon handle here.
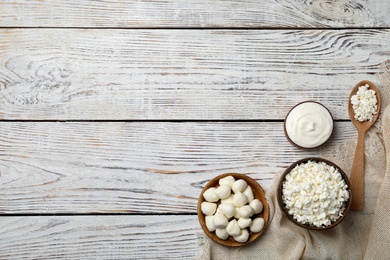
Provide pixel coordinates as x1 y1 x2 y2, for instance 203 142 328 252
349 130 365 211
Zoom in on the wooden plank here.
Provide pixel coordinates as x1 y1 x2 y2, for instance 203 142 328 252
0 215 199 259
1 29 389 120
0 121 357 214
1 0 389 28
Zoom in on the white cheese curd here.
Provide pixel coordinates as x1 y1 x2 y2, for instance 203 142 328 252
243 185 254 202
282 160 349 228
215 184 232 199
221 194 234 204
219 175 236 187
233 228 249 243
203 187 219 202
249 199 263 214
237 218 252 229
233 207 241 219
232 192 248 207
351 84 378 122
232 179 248 193
205 216 216 232
238 205 254 218
215 228 229 240
250 218 265 233
201 202 217 216
218 203 235 219
213 212 228 228
285 102 333 148
226 219 242 237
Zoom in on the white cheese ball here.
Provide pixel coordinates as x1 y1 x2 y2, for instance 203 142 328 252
215 184 231 199
237 218 252 229
216 228 229 240
201 202 217 216
232 179 248 193
205 216 216 232
221 194 234 204
249 199 263 214
218 203 235 219
226 219 242 237
233 228 249 243
203 187 219 202
213 212 228 228
243 185 254 202
238 205 254 218
234 207 241 219
219 175 236 187
233 192 248 207
250 218 265 233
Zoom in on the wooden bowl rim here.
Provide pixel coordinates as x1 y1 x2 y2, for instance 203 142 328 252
197 173 270 247
277 157 352 230
283 101 334 150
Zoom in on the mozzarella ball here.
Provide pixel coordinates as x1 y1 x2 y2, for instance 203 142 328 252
213 212 228 228
219 175 236 187
216 228 229 240
233 228 249 243
237 218 252 229
201 202 217 216
215 184 231 199
243 185 254 202
232 179 248 193
205 216 216 232
203 187 219 202
233 192 248 207
234 207 241 219
221 194 234 204
249 199 264 214
250 218 265 233
238 205 254 218
218 203 235 219
226 219 242 237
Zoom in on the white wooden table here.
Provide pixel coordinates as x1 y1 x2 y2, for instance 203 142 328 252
1 1 389 259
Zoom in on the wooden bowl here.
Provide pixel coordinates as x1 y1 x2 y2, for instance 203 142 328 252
197 173 270 247
284 101 334 150
277 158 352 230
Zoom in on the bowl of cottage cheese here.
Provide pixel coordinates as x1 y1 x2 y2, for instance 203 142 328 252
278 158 351 230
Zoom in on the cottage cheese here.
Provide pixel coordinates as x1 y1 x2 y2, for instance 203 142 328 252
282 160 349 228
351 84 378 122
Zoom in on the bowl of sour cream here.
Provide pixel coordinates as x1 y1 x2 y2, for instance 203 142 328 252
284 101 334 149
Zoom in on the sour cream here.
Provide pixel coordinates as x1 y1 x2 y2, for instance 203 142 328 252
285 102 333 148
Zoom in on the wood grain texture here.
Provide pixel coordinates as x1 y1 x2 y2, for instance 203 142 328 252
1 0 389 28
0 121 357 214
0 215 199 259
1 29 389 120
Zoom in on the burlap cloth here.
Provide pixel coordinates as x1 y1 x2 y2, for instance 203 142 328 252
198 61 390 260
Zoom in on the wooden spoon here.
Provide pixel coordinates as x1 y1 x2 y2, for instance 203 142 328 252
348 80 381 211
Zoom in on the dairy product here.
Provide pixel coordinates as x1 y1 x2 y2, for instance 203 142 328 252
203 187 219 202
282 160 350 227
351 84 378 122
285 102 333 148
201 202 217 216
249 199 263 214
233 228 249 243
201 175 265 242
215 184 231 199
250 218 265 233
